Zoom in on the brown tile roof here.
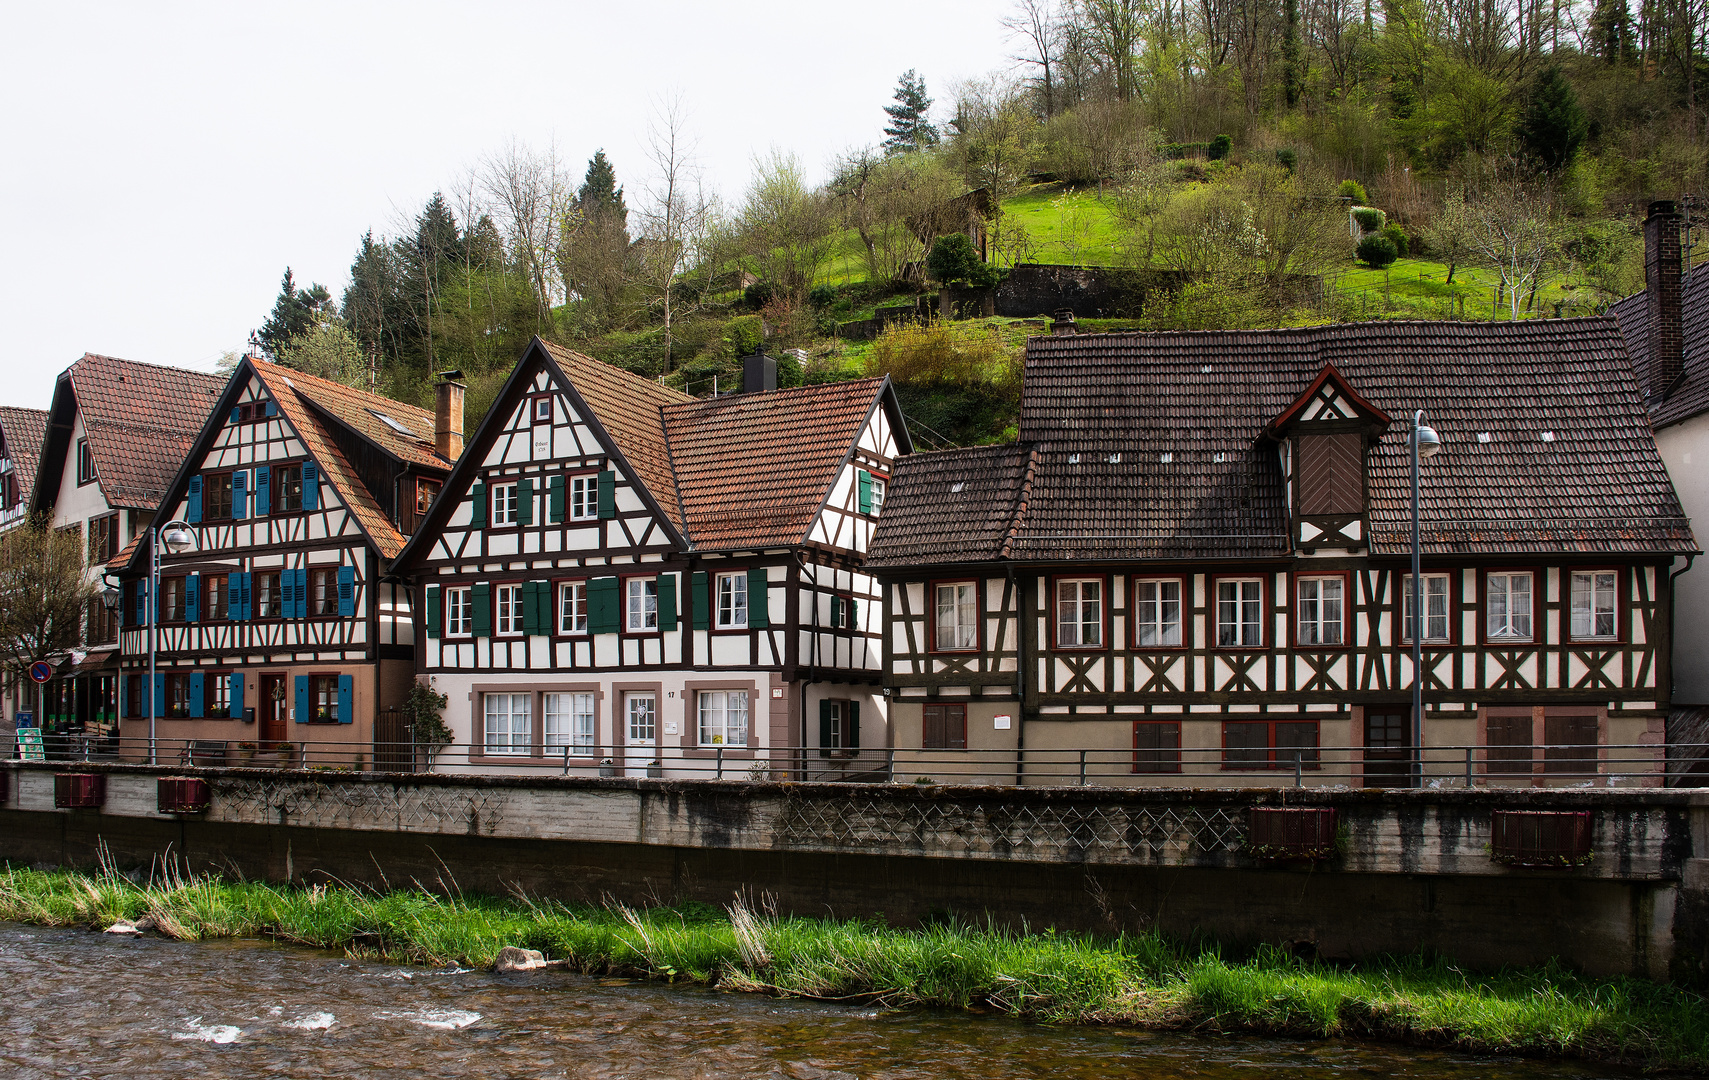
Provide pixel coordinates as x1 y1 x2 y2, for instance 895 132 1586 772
540 342 691 532
1609 267 1709 429
662 378 889 550
63 354 226 509
107 533 142 573
872 318 1694 566
248 363 451 560
868 444 1036 566
0 406 49 507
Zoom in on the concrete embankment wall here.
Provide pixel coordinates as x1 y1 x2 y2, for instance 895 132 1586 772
3 763 1705 984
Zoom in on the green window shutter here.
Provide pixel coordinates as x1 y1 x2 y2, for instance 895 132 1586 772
518 477 534 525
471 582 491 638
656 573 677 629
830 596 842 628
470 481 487 528
528 580 550 636
691 571 710 630
425 585 441 639
857 469 873 513
747 569 769 629
819 700 834 758
847 701 860 750
589 576 620 634
597 470 616 519
549 475 565 522
849 598 858 627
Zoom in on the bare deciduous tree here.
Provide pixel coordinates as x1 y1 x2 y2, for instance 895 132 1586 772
636 93 717 371
480 140 570 331
1003 0 1062 116
1464 178 1567 319
0 524 97 693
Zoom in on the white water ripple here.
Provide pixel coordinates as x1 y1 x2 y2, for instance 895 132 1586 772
284 1012 336 1031
171 1018 242 1044
375 1007 481 1031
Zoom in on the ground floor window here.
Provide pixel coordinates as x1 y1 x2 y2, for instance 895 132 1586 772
165 673 192 719
310 674 338 721
1223 719 1318 769
819 699 859 755
922 703 966 750
698 690 748 746
206 672 232 718
544 692 595 752
484 692 532 754
1132 721 1181 774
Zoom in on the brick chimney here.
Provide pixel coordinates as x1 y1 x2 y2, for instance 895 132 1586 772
1050 309 1077 335
1644 200 1685 402
434 370 466 461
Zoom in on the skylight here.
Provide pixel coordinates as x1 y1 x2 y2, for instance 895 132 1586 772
369 410 414 437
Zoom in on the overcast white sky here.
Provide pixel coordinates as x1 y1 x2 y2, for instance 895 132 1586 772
0 1 1009 406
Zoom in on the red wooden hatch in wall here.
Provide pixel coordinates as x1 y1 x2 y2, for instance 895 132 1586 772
54 773 105 809
1490 810 1593 868
1246 807 1339 859
157 777 211 814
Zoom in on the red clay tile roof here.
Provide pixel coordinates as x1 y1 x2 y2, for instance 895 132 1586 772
0 406 49 507
662 377 889 549
60 354 226 509
540 341 691 532
107 533 142 573
286 369 446 469
873 318 1693 565
1609 266 1709 429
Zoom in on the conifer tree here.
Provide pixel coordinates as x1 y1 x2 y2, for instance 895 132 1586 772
883 70 939 153
258 269 334 361
577 149 628 228
1516 66 1589 171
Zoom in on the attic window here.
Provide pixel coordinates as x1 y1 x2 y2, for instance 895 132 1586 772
1108 453 1121 464
369 410 415 437
951 482 965 493
1201 365 1213 374
1477 432 1492 443
1213 452 1226 463
1159 452 1172 464
1068 453 1080 464
1540 431 1556 443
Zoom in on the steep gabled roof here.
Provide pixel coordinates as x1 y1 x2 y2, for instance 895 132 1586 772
1609 266 1709 429
867 443 1036 566
34 353 226 514
872 318 1694 567
662 377 892 550
0 406 49 507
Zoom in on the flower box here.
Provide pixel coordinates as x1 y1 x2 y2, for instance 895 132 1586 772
54 773 105 809
158 777 211 814
1246 807 1339 860
1490 810 1593 868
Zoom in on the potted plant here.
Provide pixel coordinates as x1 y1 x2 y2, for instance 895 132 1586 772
598 758 617 778
646 760 662 779
402 678 452 767
234 741 258 765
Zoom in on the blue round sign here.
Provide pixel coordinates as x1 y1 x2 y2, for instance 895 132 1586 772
28 661 53 684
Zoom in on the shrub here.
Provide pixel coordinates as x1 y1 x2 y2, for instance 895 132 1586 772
1209 134 1233 160
1356 235 1399 268
869 320 1019 395
1351 206 1386 232
1338 179 1368 203
742 281 774 310
723 315 764 358
1380 224 1410 258
927 233 978 284
1275 148 1297 172
807 284 837 309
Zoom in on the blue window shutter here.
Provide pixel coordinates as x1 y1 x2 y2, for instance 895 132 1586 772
691 572 710 630
549 475 564 522
857 469 873 513
230 406 241 424
232 470 248 520
471 582 491 637
747 569 770 628
227 574 241 620
189 672 204 718
657 573 677 629
240 572 253 621
230 672 244 716
298 568 310 617
256 466 271 516
153 673 165 717
302 462 319 510
185 575 199 623
187 475 202 523
337 675 353 724
470 481 487 528
597 470 616 519
134 581 146 626
294 675 308 724
517 478 534 525
425 585 441 639
338 566 355 617
281 568 295 618
266 400 278 417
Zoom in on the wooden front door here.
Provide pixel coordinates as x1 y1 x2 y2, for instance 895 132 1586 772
260 673 287 743
1363 708 1410 787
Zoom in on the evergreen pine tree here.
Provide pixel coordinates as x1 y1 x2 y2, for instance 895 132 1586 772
412 192 463 266
1516 66 1589 171
883 70 939 153
578 149 628 229
258 269 333 361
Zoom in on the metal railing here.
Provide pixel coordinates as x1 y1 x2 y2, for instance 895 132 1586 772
8 735 1708 789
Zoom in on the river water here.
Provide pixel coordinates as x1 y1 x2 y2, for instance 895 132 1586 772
0 921 1636 1079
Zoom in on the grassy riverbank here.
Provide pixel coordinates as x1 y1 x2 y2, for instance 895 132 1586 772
2 863 1704 1070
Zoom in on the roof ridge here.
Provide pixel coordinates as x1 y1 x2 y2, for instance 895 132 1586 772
541 341 693 405
998 444 1041 559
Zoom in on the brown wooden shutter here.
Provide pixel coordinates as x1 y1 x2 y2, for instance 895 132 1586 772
1297 433 1364 515
1485 713 1533 781
1543 713 1598 776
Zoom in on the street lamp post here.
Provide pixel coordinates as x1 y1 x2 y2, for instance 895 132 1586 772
147 521 197 765
1410 411 1442 787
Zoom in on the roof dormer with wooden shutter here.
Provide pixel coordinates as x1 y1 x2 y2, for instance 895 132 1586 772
1265 364 1391 554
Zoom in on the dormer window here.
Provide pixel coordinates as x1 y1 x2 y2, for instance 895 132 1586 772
1268 364 1392 552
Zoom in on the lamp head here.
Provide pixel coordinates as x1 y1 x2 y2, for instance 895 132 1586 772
99 587 121 612
1413 424 1442 459
160 522 197 554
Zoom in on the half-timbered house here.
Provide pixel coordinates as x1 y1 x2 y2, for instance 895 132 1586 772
393 339 909 776
27 354 226 740
114 358 456 762
868 318 1696 787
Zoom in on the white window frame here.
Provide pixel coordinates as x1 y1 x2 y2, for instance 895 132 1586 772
544 691 596 752
558 581 587 635
825 699 847 749
626 692 656 744
1296 575 1345 646
1570 571 1618 640
698 689 749 746
934 582 978 651
1401 572 1452 644
869 476 886 515
483 692 531 755
495 583 523 636
569 474 597 521
445 587 473 638
1486 572 1534 642
626 577 658 632
1133 577 1183 648
1055 578 1103 648
715 571 748 629
1216 578 1265 648
491 481 519 526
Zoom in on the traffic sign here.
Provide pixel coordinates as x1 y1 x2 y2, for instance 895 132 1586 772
28 661 53 684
